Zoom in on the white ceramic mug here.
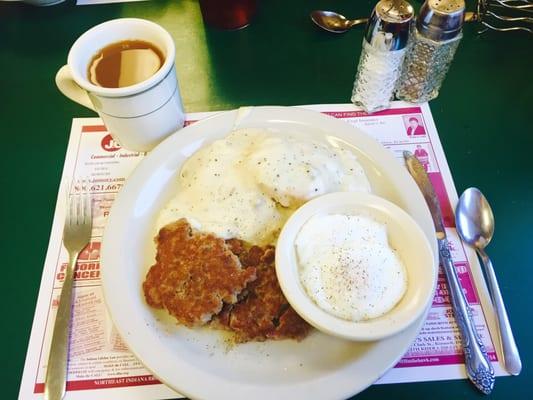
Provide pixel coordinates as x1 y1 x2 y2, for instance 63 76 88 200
56 18 185 152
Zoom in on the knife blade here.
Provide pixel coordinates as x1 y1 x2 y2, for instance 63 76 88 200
404 151 495 395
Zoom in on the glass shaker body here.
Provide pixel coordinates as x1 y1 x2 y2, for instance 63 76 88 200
351 39 407 113
396 26 462 103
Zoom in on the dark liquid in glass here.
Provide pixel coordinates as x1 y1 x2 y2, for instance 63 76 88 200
199 0 258 30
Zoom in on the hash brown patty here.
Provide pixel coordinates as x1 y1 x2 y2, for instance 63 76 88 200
213 244 311 342
143 219 257 326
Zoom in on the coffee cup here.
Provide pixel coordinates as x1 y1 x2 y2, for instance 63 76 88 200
56 18 185 152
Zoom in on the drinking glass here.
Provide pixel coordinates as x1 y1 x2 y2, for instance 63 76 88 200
199 0 258 30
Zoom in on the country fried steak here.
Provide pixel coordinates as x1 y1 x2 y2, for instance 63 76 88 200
143 219 256 326
213 244 311 342
142 219 311 342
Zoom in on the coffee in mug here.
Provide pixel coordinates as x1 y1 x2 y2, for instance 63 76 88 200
88 40 165 89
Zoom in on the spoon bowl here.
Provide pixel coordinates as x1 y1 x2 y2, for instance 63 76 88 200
310 10 367 33
455 187 494 249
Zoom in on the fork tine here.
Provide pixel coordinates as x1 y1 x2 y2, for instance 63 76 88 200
74 181 80 226
71 186 78 228
493 0 533 12
487 9 533 22
79 179 85 225
79 180 84 225
481 20 533 31
64 179 71 226
84 179 92 224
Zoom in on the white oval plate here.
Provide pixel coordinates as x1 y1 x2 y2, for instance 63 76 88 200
101 106 438 400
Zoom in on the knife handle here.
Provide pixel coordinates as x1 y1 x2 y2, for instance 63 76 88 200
439 239 495 394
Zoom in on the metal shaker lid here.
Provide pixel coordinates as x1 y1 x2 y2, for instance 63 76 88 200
416 0 466 41
364 0 414 51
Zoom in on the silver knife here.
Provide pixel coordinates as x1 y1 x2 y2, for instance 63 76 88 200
404 151 495 395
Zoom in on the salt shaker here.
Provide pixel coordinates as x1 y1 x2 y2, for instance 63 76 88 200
351 0 414 113
396 0 465 103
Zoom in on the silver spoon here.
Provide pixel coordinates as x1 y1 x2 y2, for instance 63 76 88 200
456 187 522 375
310 10 368 33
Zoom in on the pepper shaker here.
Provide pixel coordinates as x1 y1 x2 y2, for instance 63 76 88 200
351 0 414 113
396 0 465 103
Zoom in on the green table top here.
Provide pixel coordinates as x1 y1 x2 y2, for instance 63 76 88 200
1 0 531 399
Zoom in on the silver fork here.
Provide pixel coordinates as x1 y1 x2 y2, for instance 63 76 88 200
45 180 92 400
468 0 533 34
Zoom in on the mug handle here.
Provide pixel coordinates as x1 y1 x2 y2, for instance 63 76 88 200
56 65 96 111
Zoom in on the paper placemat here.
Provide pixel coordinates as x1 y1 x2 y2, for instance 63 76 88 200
19 102 507 399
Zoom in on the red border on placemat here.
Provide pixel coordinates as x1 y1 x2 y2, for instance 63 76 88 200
323 107 422 119
81 125 107 132
395 351 498 368
34 374 161 393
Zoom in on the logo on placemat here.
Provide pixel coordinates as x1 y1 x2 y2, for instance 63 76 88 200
101 134 121 152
